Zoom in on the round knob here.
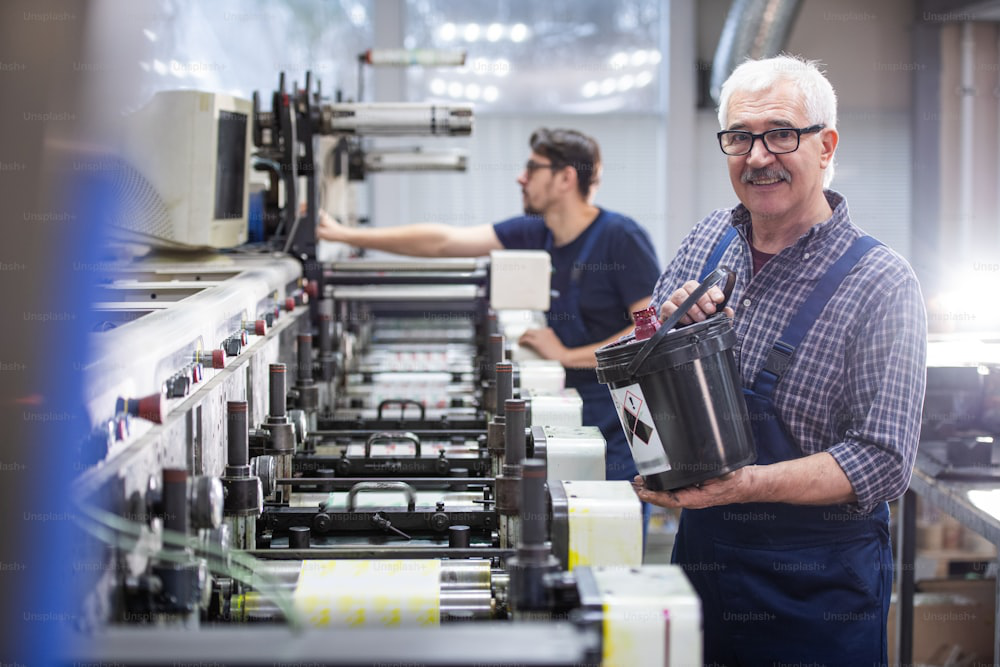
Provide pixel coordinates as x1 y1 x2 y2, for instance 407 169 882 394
250 455 277 498
429 512 449 531
117 392 167 424
313 512 332 533
288 409 309 446
190 476 224 530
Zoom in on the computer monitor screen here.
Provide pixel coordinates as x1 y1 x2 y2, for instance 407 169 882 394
215 109 248 222
112 90 252 249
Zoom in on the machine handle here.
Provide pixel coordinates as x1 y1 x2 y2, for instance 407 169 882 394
625 267 736 377
364 431 422 458
345 481 417 512
376 398 426 421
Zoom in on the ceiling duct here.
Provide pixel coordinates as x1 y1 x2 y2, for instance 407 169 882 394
710 0 803 106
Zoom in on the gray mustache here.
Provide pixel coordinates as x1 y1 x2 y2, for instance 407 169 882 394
741 168 790 183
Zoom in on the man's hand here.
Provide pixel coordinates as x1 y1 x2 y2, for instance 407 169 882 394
632 467 758 509
518 327 568 364
659 282 734 326
315 209 348 243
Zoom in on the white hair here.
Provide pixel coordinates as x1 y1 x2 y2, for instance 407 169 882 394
717 55 838 186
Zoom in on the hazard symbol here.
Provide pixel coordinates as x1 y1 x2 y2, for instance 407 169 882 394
622 391 654 445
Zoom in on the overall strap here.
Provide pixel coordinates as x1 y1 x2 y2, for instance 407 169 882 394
545 212 609 286
699 225 740 281
752 236 882 398
543 213 609 347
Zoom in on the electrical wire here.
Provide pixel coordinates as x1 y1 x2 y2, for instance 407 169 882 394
74 502 307 631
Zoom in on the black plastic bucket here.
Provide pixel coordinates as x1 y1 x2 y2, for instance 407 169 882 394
595 268 756 491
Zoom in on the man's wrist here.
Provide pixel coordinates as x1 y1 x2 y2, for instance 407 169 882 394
742 464 765 503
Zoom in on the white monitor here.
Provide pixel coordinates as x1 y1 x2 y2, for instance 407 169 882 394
112 90 251 249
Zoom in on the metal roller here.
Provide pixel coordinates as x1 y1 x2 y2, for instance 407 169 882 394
239 559 495 624
320 103 473 136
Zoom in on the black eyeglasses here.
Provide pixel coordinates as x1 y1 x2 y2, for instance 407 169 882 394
717 124 825 156
525 159 561 173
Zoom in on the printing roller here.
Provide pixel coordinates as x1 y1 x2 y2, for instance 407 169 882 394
235 559 495 624
320 103 473 136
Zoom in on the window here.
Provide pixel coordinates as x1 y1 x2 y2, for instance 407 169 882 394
404 0 663 112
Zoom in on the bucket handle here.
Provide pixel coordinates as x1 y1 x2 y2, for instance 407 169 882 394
625 267 736 377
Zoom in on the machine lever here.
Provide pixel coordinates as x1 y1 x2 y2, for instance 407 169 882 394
371 512 412 540
345 481 417 512
364 431 422 458
376 398 426 421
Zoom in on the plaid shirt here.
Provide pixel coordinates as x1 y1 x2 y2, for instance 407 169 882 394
651 190 927 513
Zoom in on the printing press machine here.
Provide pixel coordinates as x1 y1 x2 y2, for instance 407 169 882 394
64 66 702 667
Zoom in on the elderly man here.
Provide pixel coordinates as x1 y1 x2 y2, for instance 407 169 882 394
634 56 926 665
319 128 660 482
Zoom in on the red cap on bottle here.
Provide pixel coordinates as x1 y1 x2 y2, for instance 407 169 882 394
632 306 661 341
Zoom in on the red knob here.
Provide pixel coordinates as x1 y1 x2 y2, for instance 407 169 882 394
117 393 166 424
285 297 296 312
211 349 226 369
305 280 319 299
136 393 167 424
254 319 267 336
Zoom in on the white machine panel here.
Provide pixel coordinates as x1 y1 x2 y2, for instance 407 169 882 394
528 388 583 427
489 250 551 311
593 565 702 667
544 426 605 481
563 480 642 568
517 359 566 393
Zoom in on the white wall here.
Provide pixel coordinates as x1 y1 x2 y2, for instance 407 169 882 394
692 0 916 260
371 0 917 268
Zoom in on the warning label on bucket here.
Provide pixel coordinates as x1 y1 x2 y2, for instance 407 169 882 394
609 384 671 475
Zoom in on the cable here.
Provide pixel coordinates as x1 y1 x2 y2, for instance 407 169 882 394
74 502 307 630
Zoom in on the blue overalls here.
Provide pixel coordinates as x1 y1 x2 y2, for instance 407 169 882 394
544 215 637 482
673 227 892 665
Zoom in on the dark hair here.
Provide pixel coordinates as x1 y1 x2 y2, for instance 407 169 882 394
529 128 601 198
